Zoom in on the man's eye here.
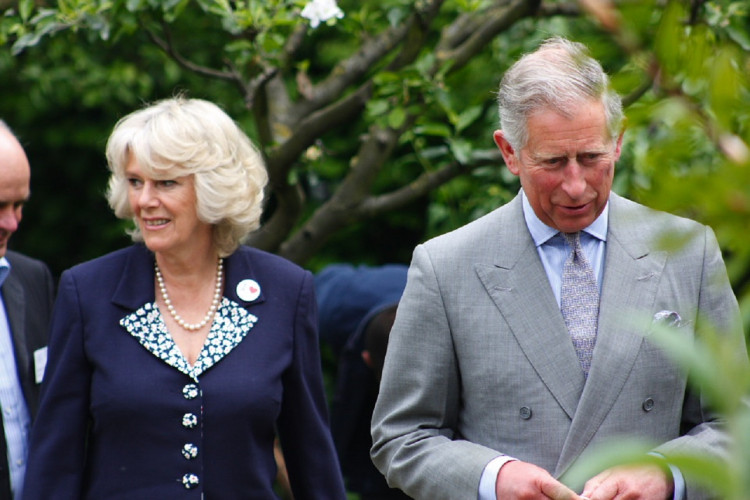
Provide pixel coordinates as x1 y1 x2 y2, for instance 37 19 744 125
580 154 603 166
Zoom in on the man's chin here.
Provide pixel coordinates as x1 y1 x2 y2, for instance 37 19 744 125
554 219 594 234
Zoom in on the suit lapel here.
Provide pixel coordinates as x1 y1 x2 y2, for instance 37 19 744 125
111 245 157 310
554 194 667 476
2 274 31 400
475 196 585 420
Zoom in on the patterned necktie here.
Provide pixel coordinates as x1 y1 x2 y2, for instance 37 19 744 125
560 232 599 377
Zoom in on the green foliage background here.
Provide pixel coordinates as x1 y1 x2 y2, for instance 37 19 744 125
2 1 746 290
2 0 749 496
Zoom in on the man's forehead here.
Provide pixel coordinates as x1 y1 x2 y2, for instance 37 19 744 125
0 165 31 201
525 143 613 158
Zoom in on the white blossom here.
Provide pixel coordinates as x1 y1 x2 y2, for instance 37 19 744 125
300 0 344 28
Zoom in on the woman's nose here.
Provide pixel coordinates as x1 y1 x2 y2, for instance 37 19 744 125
138 183 159 207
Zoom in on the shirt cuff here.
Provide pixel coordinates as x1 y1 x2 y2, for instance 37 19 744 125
478 456 517 500
649 451 684 500
670 464 685 500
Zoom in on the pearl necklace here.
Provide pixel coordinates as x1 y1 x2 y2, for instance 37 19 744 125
155 257 224 331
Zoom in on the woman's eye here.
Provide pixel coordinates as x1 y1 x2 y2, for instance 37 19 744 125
127 178 142 187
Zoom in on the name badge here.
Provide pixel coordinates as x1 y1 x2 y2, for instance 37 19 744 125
34 347 48 384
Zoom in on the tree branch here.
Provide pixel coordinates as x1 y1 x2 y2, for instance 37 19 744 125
277 126 399 263
145 21 238 82
537 1 580 17
265 82 374 181
357 150 502 216
289 0 445 120
245 181 306 251
386 0 446 70
240 64 279 111
436 0 542 74
281 24 309 66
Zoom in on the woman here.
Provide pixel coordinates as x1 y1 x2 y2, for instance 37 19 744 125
23 97 347 499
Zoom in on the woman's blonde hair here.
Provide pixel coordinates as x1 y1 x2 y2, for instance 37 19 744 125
105 96 268 256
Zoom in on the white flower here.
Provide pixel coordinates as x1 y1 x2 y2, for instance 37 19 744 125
301 0 344 28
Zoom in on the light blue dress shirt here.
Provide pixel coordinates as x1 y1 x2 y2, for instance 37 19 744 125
478 192 684 499
0 256 32 499
521 192 607 302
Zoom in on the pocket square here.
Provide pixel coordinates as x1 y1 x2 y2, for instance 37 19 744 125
652 310 682 328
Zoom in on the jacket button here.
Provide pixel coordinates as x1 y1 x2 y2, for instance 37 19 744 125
642 398 655 412
519 406 532 420
182 473 199 489
182 413 198 429
182 443 199 460
182 384 200 400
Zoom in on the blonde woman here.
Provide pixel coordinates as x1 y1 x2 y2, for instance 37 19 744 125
24 97 346 499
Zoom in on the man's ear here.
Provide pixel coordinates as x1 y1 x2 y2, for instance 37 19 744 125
613 129 624 161
493 130 521 176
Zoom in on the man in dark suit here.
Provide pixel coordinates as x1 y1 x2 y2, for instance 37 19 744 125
0 121 55 499
315 264 409 500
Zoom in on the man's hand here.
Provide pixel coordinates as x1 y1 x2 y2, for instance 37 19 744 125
580 464 674 500
497 460 582 500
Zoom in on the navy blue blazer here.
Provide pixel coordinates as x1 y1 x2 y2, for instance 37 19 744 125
23 244 346 499
1 251 54 500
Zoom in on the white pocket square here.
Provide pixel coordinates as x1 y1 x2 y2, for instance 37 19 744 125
652 310 682 327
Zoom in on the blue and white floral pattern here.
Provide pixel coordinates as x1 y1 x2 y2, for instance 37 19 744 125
120 297 258 381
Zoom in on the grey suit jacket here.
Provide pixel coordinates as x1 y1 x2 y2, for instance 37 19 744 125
371 192 745 500
0 250 54 499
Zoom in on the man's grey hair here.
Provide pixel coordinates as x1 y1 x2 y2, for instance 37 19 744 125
497 36 624 151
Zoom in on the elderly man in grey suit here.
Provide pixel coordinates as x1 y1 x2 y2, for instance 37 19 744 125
371 37 747 500
0 121 54 499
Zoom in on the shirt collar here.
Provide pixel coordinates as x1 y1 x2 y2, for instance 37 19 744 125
0 257 9 288
521 189 609 247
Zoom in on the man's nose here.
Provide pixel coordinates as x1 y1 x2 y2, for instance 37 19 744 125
561 160 587 198
0 206 20 233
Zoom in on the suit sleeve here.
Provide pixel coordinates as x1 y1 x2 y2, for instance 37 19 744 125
276 271 348 500
23 270 90 500
654 226 748 498
371 245 501 500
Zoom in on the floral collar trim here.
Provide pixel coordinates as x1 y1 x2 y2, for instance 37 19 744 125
120 297 258 381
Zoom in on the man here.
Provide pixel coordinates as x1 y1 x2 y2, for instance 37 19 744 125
371 37 746 500
315 264 409 499
0 121 54 499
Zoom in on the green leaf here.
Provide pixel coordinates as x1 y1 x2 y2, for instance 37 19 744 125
11 17 65 55
366 99 390 118
126 0 144 12
448 137 472 164
455 105 483 133
654 0 685 76
19 0 35 22
414 123 452 137
387 107 406 129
